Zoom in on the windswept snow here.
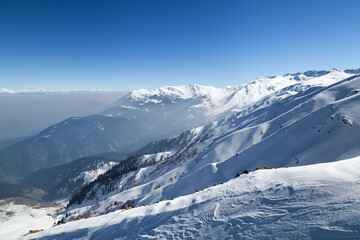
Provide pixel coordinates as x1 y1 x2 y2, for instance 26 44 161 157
24 157 360 239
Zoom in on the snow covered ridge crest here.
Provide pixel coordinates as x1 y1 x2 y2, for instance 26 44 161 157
104 68 356 121
1 68 358 95
128 68 359 100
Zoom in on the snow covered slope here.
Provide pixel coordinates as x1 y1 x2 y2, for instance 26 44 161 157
67 74 360 213
24 157 360 239
0 199 64 240
21 157 117 201
6 70 360 240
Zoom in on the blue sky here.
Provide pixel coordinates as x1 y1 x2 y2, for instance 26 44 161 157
1 0 360 90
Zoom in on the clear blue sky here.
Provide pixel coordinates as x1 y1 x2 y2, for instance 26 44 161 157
1 0 360 90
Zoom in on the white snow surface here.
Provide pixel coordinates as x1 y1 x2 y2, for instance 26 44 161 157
0 201 63 240
24 157 360 239
73 161 117 184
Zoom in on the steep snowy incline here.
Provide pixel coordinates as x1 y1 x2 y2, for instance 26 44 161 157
158 74 360 201
24 157 360 240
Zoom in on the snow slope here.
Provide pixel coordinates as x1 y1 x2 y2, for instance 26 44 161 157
24 157 360 239
66 74 360 214
0 200 64 240
21 157 118 201
71 161 117 185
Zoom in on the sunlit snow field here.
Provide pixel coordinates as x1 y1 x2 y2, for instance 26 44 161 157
23 157 360 239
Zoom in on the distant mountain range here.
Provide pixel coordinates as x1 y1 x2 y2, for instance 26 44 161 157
0 69 357 183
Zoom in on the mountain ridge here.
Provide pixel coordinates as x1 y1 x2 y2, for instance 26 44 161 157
66 74 360 212
0 69 356 183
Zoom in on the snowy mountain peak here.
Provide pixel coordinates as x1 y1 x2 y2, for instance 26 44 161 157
103 68 356 124
122 69 357 107
256 68 345 83
129 84 218 101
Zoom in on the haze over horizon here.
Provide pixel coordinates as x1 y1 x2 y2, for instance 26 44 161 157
1 0 360 90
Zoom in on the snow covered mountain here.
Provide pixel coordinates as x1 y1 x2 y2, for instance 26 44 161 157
67 73 360 210
19 137 190 201
20 157 117 201
3 70 360 239
103 69 351 121
1 69 354 182
21 73 359 240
